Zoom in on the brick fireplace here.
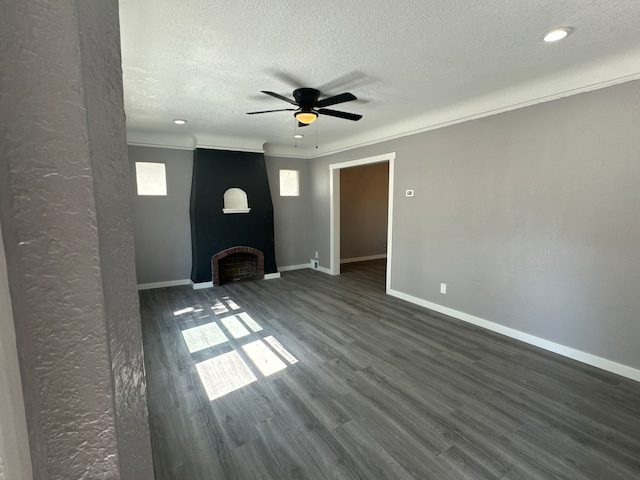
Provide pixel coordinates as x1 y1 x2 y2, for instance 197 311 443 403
211 246 264 287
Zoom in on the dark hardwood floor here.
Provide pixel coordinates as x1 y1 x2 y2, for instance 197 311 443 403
139 260 640 479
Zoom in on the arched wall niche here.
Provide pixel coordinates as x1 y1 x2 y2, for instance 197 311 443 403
223 188 250 214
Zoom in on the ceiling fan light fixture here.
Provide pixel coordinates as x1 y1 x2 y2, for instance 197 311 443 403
295 111 318 124
541 27 573 43
173 118 187 125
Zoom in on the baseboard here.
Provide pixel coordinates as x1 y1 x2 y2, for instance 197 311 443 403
340 254 387 264
388 288 640 383
137 279 191 290
191 281 213 290
190 273 280 289
278 264 309 272
278 263 331 275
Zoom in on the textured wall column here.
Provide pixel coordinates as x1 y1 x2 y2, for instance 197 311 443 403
0 1 154 479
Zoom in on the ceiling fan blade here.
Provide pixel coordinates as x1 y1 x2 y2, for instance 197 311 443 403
318 108 362 121
298 122 309 128
261 90 298 105
247 108 297 115
315 92 357 108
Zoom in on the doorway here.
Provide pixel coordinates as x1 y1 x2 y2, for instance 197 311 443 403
329 152 396 293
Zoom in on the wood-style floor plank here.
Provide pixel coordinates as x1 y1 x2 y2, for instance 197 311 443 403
140 260 640 480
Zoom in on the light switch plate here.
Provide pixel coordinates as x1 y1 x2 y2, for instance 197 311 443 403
406 189 414 197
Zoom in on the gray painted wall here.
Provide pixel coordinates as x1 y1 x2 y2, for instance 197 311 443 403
0 222 32 480
265 155 311 267
340 163 389 260
310 80 640 371
129 146 193 284
0 0 153 478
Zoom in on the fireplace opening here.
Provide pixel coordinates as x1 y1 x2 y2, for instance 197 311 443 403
212 246 265 287
219 253 258 284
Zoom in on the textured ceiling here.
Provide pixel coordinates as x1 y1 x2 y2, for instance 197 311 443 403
119 0 640 157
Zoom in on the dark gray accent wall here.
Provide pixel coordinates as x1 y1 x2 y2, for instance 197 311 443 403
129 146 193 285
190 148 277 283
340 162 389 260
0 1 154 478
265 155 312 267
310 80 640 371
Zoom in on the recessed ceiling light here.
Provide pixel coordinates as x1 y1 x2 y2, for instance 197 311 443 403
173 119 187 125
293 134 304 139
541 27 573 43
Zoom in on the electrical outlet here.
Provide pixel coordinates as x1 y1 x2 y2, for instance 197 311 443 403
440 283 447 294
315 251 319 258
311 259 319 270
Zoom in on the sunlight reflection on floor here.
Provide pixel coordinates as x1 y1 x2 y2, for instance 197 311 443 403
238 312 263 332
221 315 251 339
180 296 300 401
212 299 229 315
174 305 204 316
181 322 229 353
223 296 241 310
264 335 298 365
242 339 288 376
195 351 257 401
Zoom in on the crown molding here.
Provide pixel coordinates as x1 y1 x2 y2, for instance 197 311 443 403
126 130 265 153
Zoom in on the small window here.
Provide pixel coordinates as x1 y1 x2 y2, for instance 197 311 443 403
135 162 167 196
279 169 299 197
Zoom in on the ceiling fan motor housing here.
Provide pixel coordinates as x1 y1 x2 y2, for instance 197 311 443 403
293 88 320 107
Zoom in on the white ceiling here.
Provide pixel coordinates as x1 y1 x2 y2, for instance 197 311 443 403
119 0 640 157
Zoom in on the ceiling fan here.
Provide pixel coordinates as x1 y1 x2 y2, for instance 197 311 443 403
247 88 362 126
